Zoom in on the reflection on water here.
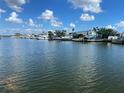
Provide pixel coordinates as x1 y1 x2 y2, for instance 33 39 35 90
0 38 124 93
0 76 17 93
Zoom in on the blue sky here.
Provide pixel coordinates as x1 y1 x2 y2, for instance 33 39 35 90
0 0 124 34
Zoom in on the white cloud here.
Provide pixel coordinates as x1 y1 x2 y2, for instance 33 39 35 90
4 0 28 12
0 8 6 18
116 21 124 28
27 18 36 27
23 28 47 34
50 20 63 27
24 28 42 32
0 28 45 34
70 22 76 28
26 18 42 28
38 9 62 27
80 13 95 21
68 0 102 13
106 25 116 29
5 12 23 24
105 21 124 30
0 8 6 14
38 9 54 20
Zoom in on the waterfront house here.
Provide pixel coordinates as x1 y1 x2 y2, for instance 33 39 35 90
109 32 124 44
38 32 48 40
108 36 118 40
120 32 124 39
76 31 89 37
108 32 124 40
75 30 98 39
61 32 73 39
87 30 98 39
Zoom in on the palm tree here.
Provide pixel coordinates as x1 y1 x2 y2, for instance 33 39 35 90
72 28 75 32
48 31 54 40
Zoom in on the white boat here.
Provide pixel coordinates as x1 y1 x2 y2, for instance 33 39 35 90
36 37 48 40
112 39 124 44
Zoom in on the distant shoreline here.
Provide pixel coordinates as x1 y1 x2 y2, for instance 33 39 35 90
1 37 124 44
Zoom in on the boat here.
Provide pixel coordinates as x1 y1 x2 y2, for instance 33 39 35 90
35 37 48 40
112 39 124 44
72 38 84 42
87 39 110 42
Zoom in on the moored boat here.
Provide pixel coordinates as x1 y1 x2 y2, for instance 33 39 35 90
72 38 83 42
112 39 124 44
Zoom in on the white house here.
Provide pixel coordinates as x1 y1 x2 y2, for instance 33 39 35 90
108 36 118 40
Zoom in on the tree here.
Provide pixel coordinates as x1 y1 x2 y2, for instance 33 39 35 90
72 28 75 32
72 33 85 38
61 30 66 37
54 30 66 37
97 28 118 39
78 34 84 38
48 31 54 40
72 32 78 38
14 33 22 36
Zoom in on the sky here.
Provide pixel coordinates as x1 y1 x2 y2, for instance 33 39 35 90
0 0 124 34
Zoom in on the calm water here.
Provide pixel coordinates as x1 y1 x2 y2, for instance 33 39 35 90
0 38 124 93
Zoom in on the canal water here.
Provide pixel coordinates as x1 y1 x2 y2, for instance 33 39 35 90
0 38 124 93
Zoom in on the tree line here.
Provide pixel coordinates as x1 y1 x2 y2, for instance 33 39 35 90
48 27 119 40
